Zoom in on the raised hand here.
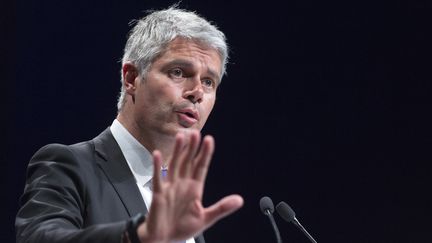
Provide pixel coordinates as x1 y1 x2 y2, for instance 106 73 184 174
137 130 244 243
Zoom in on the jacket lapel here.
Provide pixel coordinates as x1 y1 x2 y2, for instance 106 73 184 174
195 234 206 243
93 128 205 242
93 128 147 217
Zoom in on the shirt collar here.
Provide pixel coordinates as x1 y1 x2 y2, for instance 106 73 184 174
110 119 153 186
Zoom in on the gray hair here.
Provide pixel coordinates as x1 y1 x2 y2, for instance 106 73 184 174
117 7 228 111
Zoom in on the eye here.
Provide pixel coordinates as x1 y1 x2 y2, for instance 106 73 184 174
169 68 184 78
202 79 215 89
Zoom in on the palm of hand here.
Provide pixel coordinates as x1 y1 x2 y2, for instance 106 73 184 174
149 179 205 241
138 131 243 243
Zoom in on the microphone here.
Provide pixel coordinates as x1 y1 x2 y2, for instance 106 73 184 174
259 196 282 243
276 201 318 243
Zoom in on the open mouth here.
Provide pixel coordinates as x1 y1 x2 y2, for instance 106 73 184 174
175 107 200 127
183 111 196 119
176 108 199 121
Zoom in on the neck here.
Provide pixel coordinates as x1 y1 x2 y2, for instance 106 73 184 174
116 114 176 167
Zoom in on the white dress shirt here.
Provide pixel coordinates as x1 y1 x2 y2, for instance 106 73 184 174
110 119 195 243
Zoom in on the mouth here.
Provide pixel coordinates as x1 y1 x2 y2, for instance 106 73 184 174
175 108 200 127
177 108 199 121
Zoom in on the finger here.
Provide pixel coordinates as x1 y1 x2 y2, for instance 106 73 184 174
152 150 163 193
203 195 244 227
192 135 215 182
179 130 200 178
167 133 185 181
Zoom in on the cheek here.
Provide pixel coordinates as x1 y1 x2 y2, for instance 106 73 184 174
201 98 216 119
148 82 179 105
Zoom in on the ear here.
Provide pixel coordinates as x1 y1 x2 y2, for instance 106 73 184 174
122 63 140 96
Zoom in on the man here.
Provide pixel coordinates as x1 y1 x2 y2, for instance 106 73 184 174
16 7 243 243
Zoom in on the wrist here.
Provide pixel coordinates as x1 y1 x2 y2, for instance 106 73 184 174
136 221 172 243
125 213 145 243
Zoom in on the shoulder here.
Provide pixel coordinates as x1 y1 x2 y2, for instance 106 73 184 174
31 140 94 165
26 141 94 181
25 128 114 184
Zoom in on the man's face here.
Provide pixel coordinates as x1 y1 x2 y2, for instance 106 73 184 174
131 38 222 137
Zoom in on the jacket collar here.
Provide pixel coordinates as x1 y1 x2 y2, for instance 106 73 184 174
93 128 147 217
93 128 205 242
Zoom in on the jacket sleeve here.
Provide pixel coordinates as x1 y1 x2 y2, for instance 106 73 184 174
15 144 127 243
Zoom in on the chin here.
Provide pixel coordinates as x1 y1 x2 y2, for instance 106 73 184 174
164 123 202 136
176 126 202 134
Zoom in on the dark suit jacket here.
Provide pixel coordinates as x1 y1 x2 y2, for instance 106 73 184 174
16 128 205 243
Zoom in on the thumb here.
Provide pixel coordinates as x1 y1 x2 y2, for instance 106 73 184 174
203 195 244 227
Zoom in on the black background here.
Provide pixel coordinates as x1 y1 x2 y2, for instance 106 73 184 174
3 0 432 242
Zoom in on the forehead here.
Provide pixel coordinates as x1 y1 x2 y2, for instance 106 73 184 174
153 38 223 79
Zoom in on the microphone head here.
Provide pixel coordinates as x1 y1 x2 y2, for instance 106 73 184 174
276 201 296 222
259 196 275 214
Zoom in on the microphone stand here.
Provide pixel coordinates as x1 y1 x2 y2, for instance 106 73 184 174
292 217 317 243
264 209 283 243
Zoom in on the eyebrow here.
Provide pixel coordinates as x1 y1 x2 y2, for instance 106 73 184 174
166 59 221 83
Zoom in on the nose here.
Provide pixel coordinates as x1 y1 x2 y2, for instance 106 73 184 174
183 78 204 104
